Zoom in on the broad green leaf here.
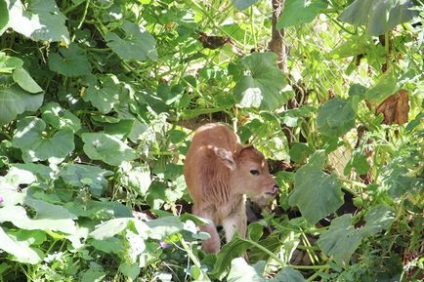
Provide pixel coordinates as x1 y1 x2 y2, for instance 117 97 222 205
317 214 363 266
119 262 140 280
0 52 23 73
90 238 123 254
83 75 121 114
89 218 133 239
105 21 158 61
81 268 106 282
340 0 419 36
230 0 260 10
211 237 251 277
0 0 8 36
365 71 397 103
344 152 370 175
278 0 328 28
59 164 113 197
316 98 356 138
0 85 43 125
289 142 314 163
12 67 43 93
65 200 132 220
121 164 152 196
146 216 185 240
227 257 264 282
289 151 344 225
0 203 76 234
12 117 75 162
81 133 137 166
361 205 395 237
49 44 92 77
233 52 289 110
7 0 70 43
272 267 305 282
41 102 81 132
0 226 42 264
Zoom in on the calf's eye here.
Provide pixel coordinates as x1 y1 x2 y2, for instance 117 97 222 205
250 169 260 176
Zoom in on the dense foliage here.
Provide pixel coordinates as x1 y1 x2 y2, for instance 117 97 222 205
0 0 423 281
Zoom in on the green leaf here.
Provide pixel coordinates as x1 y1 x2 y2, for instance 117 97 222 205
119 262 140 280
7 0 70 43
121 164 152 196
0 85 43 125
211 237 251 277
49 44 92 77
12 67 43 93
227 257 264 282
365 71 397 103
59 164 113 197
41 102 81 133
316 98 356 138
81 133 137 166
278 0 328 28
289 151 344 225
339 0 419 36
0 0 8 36
233 52 289 110
0 226 42 264
12 117 75 162
90 218 132 239
90 238 123 254
0 203 76 234
105 21 158 61
0 52 23 73
272 267 305 282
81 268 106 282
83 75 121 114
317 214 363 266
146 216 185 240
230 0 260 10
361 205 395 237
289 142 314 163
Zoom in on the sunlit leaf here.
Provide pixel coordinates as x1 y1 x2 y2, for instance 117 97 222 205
41 102 81 133
317 214 363 266
0 0 8 36
105 21 157 61
0 85 43 125
361 205 395 237
81 268 106 282
0 226 42 264
83 74 122 114
49 44 92 77
230 0 260 10
227 257 263 282
340 0 419 36
211 237 250 277
272 267 305 282
278 0 328 28
12 117 74 162
12 67 43 93
0 203 76 234
317 98 356 138
59 164 113 197
7 0 70 43
0 52 23 73
233 52 289 110
81 133 137 166
146 216 184 240
90 218 133 240
289 151 344 225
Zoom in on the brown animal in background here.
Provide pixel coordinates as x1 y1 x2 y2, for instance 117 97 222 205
184 123 279 253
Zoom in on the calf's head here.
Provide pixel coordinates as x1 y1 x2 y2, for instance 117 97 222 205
214 145 279 203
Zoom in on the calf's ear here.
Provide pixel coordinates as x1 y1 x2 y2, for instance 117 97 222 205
214 147 237 171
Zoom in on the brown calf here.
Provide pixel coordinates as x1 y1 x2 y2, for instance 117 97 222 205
184 123 278 253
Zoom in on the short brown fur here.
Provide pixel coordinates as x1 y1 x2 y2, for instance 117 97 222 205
184 123 278 253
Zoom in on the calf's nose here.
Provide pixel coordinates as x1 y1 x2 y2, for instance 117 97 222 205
267 184 279 195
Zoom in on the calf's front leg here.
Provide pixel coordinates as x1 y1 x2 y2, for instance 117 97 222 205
193 204 221 253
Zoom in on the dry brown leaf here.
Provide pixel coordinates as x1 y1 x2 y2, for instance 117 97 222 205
375 89 409 125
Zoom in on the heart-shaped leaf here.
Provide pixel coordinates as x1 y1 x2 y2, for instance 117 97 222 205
278 0 328 28
49 44 92 77
83 75 121 114
317 98 356 138
233 52 290 110
0 226 42 264
12 67 43 93
289 151 344 225
82 133 137 166
230 0 260 10
12 117 75 162
105 21 157 61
